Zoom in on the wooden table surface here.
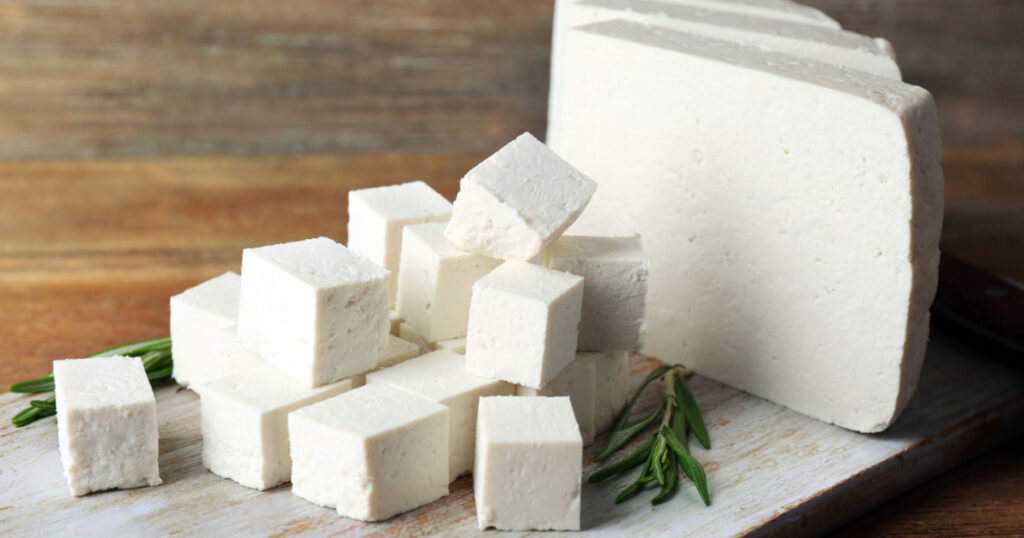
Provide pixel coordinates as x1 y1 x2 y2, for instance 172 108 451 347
0 0 1021 535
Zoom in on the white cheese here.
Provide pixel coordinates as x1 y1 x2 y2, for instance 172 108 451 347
554 21 943 432
289 384 449 521
433 337 467 354
474 396 581 531
547 0 900 149
398 321 432 353
465 260 585 389
444 132 597 261
169 272 263 394
516 355 596 445
389 309 402 335
347 181 452 307
378 334 422 368
54 356 161 496
200 366 352 490
397 222 502 341
583 350 631 433
656 0 840 28
237 237 389 388
546 235 649 351
366 350 513 481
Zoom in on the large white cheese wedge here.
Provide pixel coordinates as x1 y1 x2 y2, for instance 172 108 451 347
553 20 943 433
547 0 900 148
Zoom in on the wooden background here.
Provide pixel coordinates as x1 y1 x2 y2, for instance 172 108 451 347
0 0 1020 534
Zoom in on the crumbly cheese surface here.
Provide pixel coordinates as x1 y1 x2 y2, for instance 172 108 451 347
546 235 649 351
583 351 631 434
170 272 263 393
474 396 582 531
555 21 943 432
465 260 584 389
54 356 161 496
517 355 597 445
445 132 597 261
397 222 502 341
237 237 389 387
366 350 513 480
347 181 453 307
200 366 352 490
289 384 449 521
546 0 898 148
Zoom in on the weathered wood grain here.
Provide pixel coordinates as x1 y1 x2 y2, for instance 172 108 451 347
0 331 1021 536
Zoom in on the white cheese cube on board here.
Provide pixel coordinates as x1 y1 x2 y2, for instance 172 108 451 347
169 272 264 394
465 260 584 389
54 356 161 496
433 337 467 354
584 350 631 434
347 181 453 308
397 222 502 341
516 355 596 445
378 335 421 369
555 21 943 432
366 350 513 481
289 384 449 521
474 396 581 531
546 0 900 149
546 235 649 351
237 237 389 388
444 132 597 261
200 366 352 490
398 322 432 353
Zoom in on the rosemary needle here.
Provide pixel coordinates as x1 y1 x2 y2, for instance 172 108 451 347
590 364 712 507
9 337 173 427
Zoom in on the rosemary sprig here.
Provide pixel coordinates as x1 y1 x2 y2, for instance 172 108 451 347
590 364 712 506
9 337 173 427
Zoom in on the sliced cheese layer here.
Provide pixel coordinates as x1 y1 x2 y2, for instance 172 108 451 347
547 0 900 147
553 20 942 433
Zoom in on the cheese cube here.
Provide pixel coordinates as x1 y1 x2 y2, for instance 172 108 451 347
433 337 466 354
584 351 631 434
366 350 513 481
546 235 649 351
200 366 352 490
444 132 597 261
397 222 502 342
169 272 264 394
54 356 161 496
398 322 431 353
347 181 453 307
555 21 943 432
378 335 421 368
466 260 584 389
289 384 449 521
474 396 581 531
237 237 389 388
516 355 596 445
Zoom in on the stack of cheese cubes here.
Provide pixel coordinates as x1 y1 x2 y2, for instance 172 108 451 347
159 131 647 530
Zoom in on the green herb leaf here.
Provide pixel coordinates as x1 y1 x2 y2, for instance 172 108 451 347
611 364 673 431
651 437 667 486
652 451 678 505
594 407 660 462
676 374 711 449
615 479 644 504
589 438 654 483
662 425 711 506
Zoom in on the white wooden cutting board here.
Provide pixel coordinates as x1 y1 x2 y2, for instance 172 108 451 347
1 329 1021 537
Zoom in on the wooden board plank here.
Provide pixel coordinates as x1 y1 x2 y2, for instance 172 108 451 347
1 329 1021 536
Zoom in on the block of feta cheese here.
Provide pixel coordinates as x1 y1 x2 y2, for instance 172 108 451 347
347 181 453 307
433 337 467 354
583 350 631 433
170 272 264 394
289 384 449 521
399 322 432 353
237 237 389 388
444 132 597 261
474 396 582 531
546 0 900 148
465 260 585 389
366 350 513 481
397 222 502 341
554 21 943 432
378 334 422 368
516 355 596 445
546 235 649 351
201 365 353 490
54 356 161 496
